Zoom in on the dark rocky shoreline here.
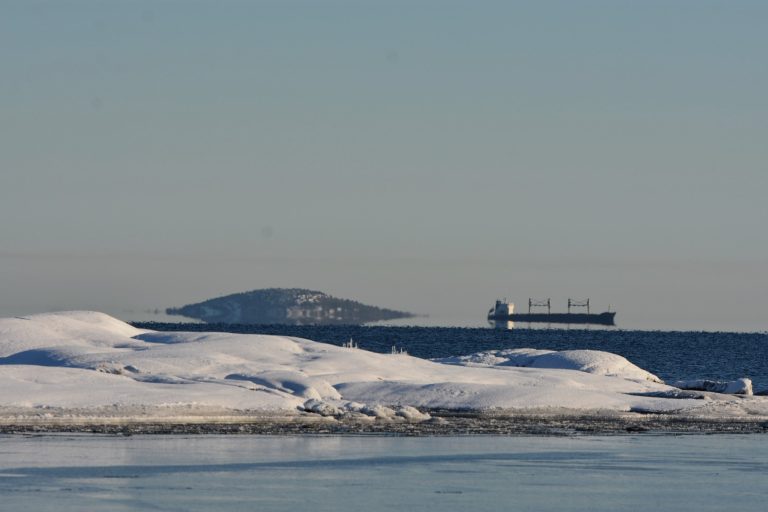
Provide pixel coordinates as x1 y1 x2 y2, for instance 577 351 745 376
3 412 768 436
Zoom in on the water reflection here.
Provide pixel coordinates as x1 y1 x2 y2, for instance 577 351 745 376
488 319 619 331
1 435 765 512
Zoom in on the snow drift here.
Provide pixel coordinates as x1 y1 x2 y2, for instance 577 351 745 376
435 348 664 383
0 312 766 420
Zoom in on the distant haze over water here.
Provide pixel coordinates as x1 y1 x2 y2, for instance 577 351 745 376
1 1 766 332
1 254 764 332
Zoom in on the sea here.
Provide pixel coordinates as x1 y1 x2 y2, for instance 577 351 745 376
133 322 768 394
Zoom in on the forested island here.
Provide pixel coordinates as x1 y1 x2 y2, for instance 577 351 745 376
166 288 414 325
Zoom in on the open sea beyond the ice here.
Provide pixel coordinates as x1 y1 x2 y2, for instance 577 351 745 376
133 322 768 394
1 435 767 512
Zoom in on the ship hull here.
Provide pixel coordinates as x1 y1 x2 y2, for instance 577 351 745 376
488 312 616 326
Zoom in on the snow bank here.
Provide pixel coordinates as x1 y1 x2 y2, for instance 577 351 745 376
435 348 664 383
0 312 766 420
673 378 753 396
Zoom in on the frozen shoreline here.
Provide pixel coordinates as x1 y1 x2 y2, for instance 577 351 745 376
2 311 767 433
2 407 768 435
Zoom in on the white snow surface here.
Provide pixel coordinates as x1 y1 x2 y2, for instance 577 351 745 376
435 348 664 383
0 312 766 419
674 378 754 396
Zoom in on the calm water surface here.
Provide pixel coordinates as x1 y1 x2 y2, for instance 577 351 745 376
0 435 766 512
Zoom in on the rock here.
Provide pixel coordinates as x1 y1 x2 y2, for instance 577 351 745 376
301 399 341 416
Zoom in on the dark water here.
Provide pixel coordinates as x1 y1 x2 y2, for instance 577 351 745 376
134 322 768 393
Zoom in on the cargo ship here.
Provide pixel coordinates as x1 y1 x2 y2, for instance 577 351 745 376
487 298 616 326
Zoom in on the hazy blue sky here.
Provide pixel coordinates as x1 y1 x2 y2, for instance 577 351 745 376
2 1 766 330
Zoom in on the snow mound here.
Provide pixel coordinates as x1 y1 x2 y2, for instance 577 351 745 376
435 348 664 383
674 378 753 396
0 311 147 358
226 371 342 400
0 311 766 419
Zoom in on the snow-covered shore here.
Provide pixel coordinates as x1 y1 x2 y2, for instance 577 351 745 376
1 312 766 429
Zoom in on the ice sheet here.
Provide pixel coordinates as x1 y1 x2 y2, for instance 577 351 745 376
0 435 766 512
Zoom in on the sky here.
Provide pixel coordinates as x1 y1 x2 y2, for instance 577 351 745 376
1 0 767 331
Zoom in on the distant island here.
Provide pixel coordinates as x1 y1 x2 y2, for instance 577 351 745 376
166 288 415 325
